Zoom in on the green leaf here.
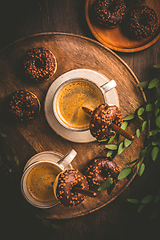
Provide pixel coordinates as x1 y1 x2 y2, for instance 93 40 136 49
137 107 145 116
137 81 149 88
156 115 160 128
14 156 19 165
155 108 159 117
125 159 138 166
155 100 160 108
98 177 113 191
136 129 140 138
138 204 145 213
137 163 145 176
146 103 154 112
118 168 132 180
154 193 160 203
142 121 147 132
148 78 160 89
141 195 154 204
105 144 118 150
153 63 160 68
98 139 107 142
127 198 140 204
155 193 160 204
152 140 160 146
151 146 159 161
118 142 125 155
106 150 113 157
149 129 158 136
121 121 128 130
138 115 144 121
107 135 116 144
123 114 135 121
139 149 147 160
124 138 132 148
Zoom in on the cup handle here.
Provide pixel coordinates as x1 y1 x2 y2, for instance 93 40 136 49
57 149 77 169
100 80 116 93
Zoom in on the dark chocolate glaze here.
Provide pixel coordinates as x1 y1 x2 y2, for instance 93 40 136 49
85 157 120 191
127 6 159 39
90 104 123 140
94 0 126 27
55 169 89 207
6 90 40 121
23 47 57 82
124 0 144 6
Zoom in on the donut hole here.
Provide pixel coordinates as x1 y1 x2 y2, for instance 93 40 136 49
35 58 44 69
108 3 115 13
108 3 116 13
100 168 109 178
139 15 148 26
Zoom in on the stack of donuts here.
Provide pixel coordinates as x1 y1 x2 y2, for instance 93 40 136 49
93 0 159 39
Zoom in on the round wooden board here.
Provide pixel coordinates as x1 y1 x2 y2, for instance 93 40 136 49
0 33 146 219
85 0 160 52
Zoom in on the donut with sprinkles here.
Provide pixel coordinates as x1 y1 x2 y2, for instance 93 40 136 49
126 6 159 39
53 169 89 207
23 47 57 82
90 104 123 140
85 157 120 191
6 90 40 121
94 0 126 28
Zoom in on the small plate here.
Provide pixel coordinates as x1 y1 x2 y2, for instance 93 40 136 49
44 69 119 143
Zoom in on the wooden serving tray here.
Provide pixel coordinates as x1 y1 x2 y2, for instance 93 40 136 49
0 33 146 219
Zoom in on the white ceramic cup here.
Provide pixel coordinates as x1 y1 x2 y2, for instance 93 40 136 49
21 149 77 208
53 78 116 131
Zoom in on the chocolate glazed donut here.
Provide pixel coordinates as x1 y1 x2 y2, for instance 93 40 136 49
90 104 123 140
6 90 40 121
127 6 159 39
85 157 120 191
23 47 57 82
94 0 126 27
53 169 89 207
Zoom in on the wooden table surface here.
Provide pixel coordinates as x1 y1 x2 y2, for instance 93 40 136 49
0 0 160 239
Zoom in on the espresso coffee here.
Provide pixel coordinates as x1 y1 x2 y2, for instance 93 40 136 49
26 162 61 202
56 79 104 129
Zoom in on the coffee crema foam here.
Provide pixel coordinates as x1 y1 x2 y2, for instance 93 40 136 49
56 80 104 129
26 162 61 202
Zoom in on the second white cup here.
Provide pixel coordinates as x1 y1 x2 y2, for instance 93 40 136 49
20 149 77 208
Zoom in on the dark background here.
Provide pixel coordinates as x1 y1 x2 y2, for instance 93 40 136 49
0 0 160 239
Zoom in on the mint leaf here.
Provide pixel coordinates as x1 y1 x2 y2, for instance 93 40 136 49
98 178 113 191
148 78 160 89
127 198 140 204
118 168 132 180
105 144 118 150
